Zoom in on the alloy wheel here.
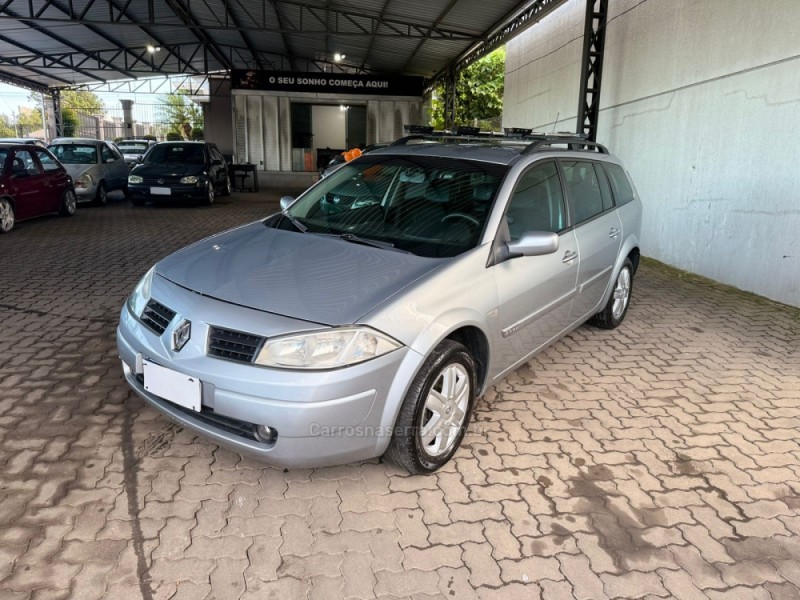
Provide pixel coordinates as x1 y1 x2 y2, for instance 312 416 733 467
418 363 470 457
0 199 14 232
64 191 77 215
612 267 631 319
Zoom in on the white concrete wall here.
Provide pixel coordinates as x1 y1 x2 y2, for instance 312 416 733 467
232 91 422 175
204 79 233 155
504 0 800 306
311 105 347 149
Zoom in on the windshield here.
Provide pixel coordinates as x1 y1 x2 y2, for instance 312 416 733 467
118 143 149 152
279 155 507 258
144 144 205 165
48 144 97 164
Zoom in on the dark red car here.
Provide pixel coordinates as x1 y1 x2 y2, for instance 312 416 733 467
0 143 76 233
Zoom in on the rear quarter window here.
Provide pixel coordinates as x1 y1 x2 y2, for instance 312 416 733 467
603 163 636 206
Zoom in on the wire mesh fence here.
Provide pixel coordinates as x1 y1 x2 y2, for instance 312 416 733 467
65 97 204 142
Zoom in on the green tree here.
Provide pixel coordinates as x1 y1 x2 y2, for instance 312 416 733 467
62 90 104 113
61 90 104 137
14 107 43 136
429 47 506 131
27 90 105 137
0 113 15 137
159 92 203 140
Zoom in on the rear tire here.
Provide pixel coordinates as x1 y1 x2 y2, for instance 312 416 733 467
219 175 231 197
0 198 15 233
60 189 77 216
94 182 107 206
590 258 634 329
384 340 477 474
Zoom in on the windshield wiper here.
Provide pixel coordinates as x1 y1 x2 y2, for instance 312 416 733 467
281 211 307 233
336 233 411 253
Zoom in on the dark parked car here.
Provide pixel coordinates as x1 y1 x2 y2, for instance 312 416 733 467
0 143 76 233
127 142 230 205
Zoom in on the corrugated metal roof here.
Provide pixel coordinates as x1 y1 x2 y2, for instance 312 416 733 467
0 0 559 90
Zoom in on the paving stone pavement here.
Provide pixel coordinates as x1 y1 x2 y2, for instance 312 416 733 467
1 189 799 600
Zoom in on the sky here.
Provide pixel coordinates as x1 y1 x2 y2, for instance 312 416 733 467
0 82 37 116
0 80 173 125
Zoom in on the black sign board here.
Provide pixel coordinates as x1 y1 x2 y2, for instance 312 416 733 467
232 70 426 97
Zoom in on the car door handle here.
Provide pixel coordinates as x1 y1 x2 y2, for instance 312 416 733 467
562 250 578 264
609 228 620 238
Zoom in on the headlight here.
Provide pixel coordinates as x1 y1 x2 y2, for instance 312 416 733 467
126 266 156 318
180 176 198 184
75 174 94 188
254 327 401 369
128 175 143 184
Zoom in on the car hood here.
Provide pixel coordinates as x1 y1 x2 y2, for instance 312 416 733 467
132 163 204 177
63 164 95 179
155 221 445 325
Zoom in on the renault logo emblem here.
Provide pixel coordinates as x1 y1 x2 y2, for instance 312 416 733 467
172 319 191 352
158 177 165 184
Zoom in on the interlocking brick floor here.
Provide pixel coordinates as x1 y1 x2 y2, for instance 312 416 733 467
1 190 799 599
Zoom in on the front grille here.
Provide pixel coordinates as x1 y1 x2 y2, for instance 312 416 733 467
141 299 176 335
143 176 182 185
208 327 265 363
171 403 261 442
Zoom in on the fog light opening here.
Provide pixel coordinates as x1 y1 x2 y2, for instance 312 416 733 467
253 424 277 444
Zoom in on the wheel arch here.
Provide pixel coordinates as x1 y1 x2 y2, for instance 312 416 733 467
599 236 640 307
0 194 15 210
441 326 490 394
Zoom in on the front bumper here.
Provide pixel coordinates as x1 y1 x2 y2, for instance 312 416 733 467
128 183 208 201
74 182 98 201
116 276 424 467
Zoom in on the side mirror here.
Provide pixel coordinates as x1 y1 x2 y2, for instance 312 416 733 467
279 196 294 211
506 231 559 257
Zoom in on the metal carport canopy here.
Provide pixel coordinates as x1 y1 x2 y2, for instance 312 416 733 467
0 0 566 93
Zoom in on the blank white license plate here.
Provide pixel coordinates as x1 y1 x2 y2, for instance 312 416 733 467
142 360 201 412
150 187 171 195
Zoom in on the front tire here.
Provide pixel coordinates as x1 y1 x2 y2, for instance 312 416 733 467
60 189 77 216
203 182 215 205
94 181 107 206
0 198 15 233
590 258 634 329
384 340 477 474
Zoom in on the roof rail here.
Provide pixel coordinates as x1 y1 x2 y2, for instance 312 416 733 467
390 130 608 154
520 135 608 155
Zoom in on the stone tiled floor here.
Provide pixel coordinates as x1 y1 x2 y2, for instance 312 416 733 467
1 190 799 599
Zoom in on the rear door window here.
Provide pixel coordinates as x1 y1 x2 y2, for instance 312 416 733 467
561 160 605 225
101 144 115 163
603 163 636 206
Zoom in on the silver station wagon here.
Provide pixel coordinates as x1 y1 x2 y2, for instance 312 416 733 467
117 133 642 473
